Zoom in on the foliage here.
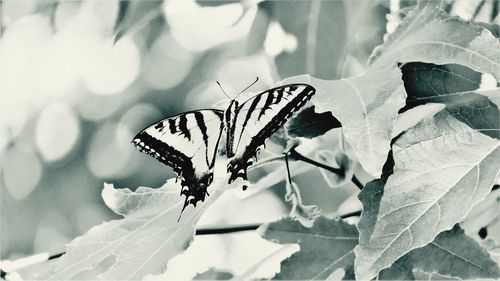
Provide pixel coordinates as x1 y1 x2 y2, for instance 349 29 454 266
1 0 499 280
259 217 358 280
35 178 233 280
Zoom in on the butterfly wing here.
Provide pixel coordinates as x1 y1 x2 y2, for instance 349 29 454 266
133 109 224 209
227 84 315 183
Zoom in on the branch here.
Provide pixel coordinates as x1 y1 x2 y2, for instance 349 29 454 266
288 147 343 175
288 147 365 190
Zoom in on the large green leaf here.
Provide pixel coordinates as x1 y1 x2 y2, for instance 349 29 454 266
259 217 358 280
277 0 499 177
354 111 500 280
401 62 499 139
282 63 406 177
369 0 500 80
34 177 232 280
409 224 500 279
359 175 500 280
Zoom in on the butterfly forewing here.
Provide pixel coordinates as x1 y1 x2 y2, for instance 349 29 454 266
227 84 315 183
133 109 224 209
133 83 315 212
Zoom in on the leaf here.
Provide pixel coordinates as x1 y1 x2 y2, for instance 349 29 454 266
34 177 232 280
369 0 500 81
461 189 500 240
286 106 341 139
193 268 233 280
259 217 359 280
278 0 500 177
360 171 500 280
412 269 460 281
357 176 416 280
271 0 347 79
113 0 163 44
381 225 500 280
354 110 500 280
400 62 500 139
475 22 500 37
409 224 500 279
282 62 406 177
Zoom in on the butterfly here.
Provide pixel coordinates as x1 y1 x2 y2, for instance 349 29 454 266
132 82 315 211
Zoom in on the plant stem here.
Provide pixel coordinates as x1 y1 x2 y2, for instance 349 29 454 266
351 175 364 190
289 147 366 189
195 224 261 235
288 147 343 175
339 210 362 219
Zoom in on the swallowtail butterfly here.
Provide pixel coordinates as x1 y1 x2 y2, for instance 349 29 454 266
132 83 315 211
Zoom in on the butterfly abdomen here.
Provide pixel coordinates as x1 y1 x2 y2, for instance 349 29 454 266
225 100 239 158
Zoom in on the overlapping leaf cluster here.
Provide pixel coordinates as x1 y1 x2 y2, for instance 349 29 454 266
30 0 499 280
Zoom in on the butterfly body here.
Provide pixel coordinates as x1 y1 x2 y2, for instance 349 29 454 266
133 84 315 210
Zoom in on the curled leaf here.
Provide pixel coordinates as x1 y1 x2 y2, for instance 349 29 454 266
285 180 320 227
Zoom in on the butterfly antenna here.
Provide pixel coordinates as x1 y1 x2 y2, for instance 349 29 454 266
216 81 232 100
234 77 259 100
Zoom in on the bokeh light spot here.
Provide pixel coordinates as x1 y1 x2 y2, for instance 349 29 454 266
264 22 286 57
164 0 256 52
36 103 80 162
216 55 274 90
86 122 134 178
77 92 124 122
2 0 38 25
34 211 71 254
83 37 140 95
264 22 297 56
3 146 42 200
119 103 163 133
480 73 497 90
75 203 109 234
184 82 228 110
143 34 195 90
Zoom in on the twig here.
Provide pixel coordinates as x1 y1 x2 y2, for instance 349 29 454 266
288 147 365 189
195 224 260 235
288 147 343 176
351 175 364 190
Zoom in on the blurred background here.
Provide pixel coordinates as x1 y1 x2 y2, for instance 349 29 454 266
0 0 497 278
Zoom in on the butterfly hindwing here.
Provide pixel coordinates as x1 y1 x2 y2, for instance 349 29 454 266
227 84 315 183
133 109 224 208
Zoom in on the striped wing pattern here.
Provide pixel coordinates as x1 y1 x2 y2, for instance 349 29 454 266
227 84 315 184
133 109 224 209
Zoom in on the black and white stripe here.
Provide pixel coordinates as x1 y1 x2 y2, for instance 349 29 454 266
133 84 315 211
227 84 315 184
133 109 224 210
